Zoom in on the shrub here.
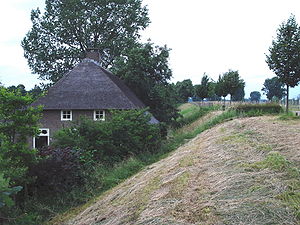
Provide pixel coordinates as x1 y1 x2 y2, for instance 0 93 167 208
0 173 22 208
234 103 283 114
53 109 162 164
29 147 83 194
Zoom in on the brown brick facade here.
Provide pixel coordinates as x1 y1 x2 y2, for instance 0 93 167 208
30 110 102 148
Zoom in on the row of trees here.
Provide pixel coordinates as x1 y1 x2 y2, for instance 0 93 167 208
174 74 288 104
173 70 245 103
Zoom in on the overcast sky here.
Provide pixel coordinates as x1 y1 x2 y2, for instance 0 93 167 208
1 0 300 99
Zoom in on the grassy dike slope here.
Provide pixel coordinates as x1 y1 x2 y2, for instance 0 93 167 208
57 115 300 225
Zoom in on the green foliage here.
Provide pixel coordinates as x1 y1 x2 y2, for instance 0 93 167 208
174 79 194 102
0 88 41 215
0 87 42 143
100 158 145 190
195 73 210 100
28 85 43 100
223 70 245 101
250 91 261 102
232 86 245 101
177 105 220 127
266 15 300 112
112 42 179 124
215 75 228 98
234 103 283 114
207 81 221 101
262 77 286 100
7 84 26 96
266 15 300 88
278 111 300 120
29 147 83 193
0 173 22 208
53 109 162 163
215 70 245 103
22 0 150 83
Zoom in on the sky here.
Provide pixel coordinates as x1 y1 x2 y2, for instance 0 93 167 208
0 0 300 99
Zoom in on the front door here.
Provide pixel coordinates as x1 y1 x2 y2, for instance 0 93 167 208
33 129 49 149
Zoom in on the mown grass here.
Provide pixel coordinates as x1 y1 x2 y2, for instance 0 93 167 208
245 151 300 220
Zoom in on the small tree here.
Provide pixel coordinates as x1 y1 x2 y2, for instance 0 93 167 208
262 77 286 101
207 81 221 101
215 75 228 107
266 15 300 112
195 73 210 100
222 70 245 104
250 91 261 102
232 86 245 101
174 79 194 102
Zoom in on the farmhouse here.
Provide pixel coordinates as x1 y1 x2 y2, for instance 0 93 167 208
31 50 146 149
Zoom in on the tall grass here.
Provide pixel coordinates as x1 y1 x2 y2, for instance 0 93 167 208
176 104 221 127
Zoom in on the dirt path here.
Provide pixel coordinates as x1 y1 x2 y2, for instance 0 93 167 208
61 116 300 225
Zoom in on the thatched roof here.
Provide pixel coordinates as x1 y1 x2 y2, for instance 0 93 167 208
32 59 145 110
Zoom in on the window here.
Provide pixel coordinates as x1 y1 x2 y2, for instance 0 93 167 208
94 110 105 121
61 110 72 121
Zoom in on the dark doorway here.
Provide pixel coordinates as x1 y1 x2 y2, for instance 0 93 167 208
35 136 48 149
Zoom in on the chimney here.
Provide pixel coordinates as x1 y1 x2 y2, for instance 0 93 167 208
86 48 100 62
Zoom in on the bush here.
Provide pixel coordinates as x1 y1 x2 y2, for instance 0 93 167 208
53 109 162 164
234 103 283 114
29 147 83 194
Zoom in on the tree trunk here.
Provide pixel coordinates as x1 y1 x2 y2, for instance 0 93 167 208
286 84 289 113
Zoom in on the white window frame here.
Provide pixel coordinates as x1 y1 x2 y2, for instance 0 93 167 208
33 128 50 149
61 110 72 121
94 110 105 121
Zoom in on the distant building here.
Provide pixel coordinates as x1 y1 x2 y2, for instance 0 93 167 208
31 50 146 149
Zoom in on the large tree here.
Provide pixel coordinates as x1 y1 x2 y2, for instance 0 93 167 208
262 77 285 101
22 0 150 83
111 42 179 124
266 15 300 112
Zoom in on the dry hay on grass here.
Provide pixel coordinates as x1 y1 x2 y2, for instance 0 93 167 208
60 116 300 225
